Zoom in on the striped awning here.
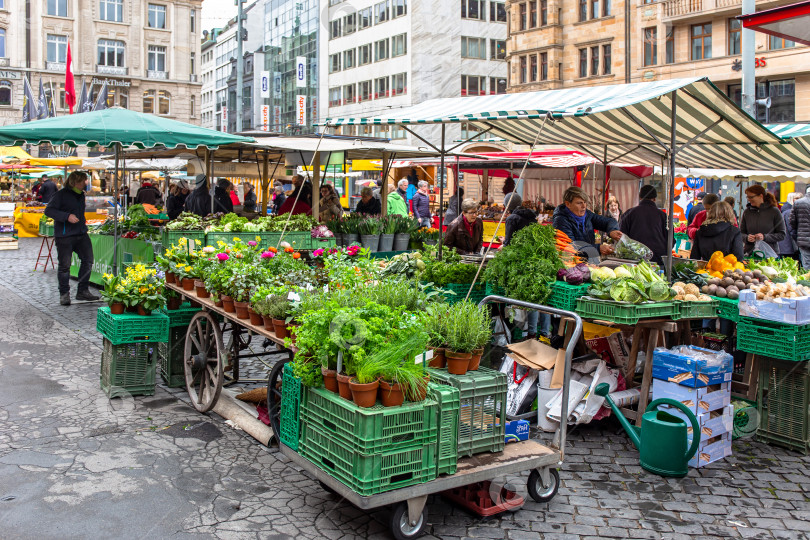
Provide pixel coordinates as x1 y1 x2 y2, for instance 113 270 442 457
324 78 810 171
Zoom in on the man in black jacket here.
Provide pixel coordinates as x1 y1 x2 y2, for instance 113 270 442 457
135 181 162 206
185 174 212 217
620 185 669 264
214 178 234 214
687 192 705 225
44 171 99 306
37 177 58 204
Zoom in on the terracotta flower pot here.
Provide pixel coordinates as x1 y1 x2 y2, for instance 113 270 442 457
166 297 182 310
136 305 152 316
181 277 195 291
194 280 210 298
272 319 288 339
126 304 138 313
428 346 446 368
322 367 339 394
288 323 300 345
379 379 404 407
248 308 263 326
336 373 352 400
262 315 275 331
165 271 176 284
221 295 235 313
469 348 484 371
446 350 472 375
109 302 125 315
234 301 250 319
406 375 431 402
349 378 379 408
214 298 224 308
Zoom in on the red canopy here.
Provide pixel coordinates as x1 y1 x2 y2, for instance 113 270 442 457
739 0 810 46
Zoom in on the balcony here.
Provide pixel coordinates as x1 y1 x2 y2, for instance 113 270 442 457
97 65 128 76
189 74 198 82
147 70 168 80
662 0 740 21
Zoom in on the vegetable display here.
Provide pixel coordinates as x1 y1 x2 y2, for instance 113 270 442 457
672 261 708 288
748 257 804 282
702 268 765 300
587 261 675 304
671 282 712 302
751 281 810 301
614 235 653 261
557 264 590 285
699 252 745 278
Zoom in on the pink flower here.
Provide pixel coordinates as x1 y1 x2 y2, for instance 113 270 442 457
248 241 257 246
313 248 325 257
217 253 229 261
261 251 275 259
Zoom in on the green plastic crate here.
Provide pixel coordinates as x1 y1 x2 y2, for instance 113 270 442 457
756 358 810 454
714 296 740 323
158 325 188 388
673 300 719 320
301 386 438 455
485 283 505 297
161 230 206 252
736 318 810 362
299 421 437 496
309 237 337 251
427 366 506 457
429 382 460 475
280 363 304 451
96 307 170 345
100 338 157 398
39 221 54 236
548 281 590 311
422 282 487 305
575 297 677 325
159 303 201 328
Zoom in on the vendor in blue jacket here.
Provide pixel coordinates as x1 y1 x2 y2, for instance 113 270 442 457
552 186 622 257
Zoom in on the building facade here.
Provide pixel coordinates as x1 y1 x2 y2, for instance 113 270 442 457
506 0 808 122
0 0 202 133
319 0 509 146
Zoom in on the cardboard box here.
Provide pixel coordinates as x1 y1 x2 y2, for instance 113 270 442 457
739 289 810 325
504 419 530 444
652 380 730 414
688 432 732 468
652 345 733 388
659 404 734 440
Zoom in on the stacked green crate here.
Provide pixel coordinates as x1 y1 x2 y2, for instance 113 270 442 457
280 363 304 450
736 318 810 362
157 303 201 387
756 358 810 454
430 382 460 475
548 281 589 311
161 230 206 252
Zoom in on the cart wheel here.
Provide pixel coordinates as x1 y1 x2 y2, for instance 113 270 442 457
267 357 292 442
390 501 428 540
184 312 225 413
318 481 337 496
528 468 560 503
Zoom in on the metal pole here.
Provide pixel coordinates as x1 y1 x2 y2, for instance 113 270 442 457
667 91 678 280
741 0 756 116
624 0 631 83
438 125 446 261
236 0 245 132
112 144 120 275
261 153 269 215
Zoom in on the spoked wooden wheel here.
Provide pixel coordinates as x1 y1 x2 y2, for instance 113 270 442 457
184 311 225 413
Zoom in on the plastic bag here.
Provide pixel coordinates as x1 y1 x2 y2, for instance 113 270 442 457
614 234 653 261
752 239 779 260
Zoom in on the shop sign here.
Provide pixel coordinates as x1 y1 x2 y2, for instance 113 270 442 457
295 57 306 88
0 70 20 79
260 71 270 98
731 58 767 71
261 105 270 131
295 95 306 126
221 106 228 131
273 105 281 128
91 77 131 87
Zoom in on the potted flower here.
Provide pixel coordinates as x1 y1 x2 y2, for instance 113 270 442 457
121 264 166 316
100 273 127 314
250 287 276 331
443 301 481 375
165 286 182 310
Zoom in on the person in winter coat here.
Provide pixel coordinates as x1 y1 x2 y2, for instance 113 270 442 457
37 177 58 204
290 174 312 207
778 192 801 258
443 198 483 255
44 171 100 306
184 175 212 217
229 188 240 207
165 182 189 220
386 184 408 216
502 193 537 246
444 187 464 225
135 181 162 206
318 184 344 222
214 179 234 214
790 187 810 269
272 184 286 214
242 182 257 213
354 187 381 215
740 185 786 256
724 196 738 220
691 202 744 261
619 185 669 264
552 186 621 257
412 180 432 227
687 192 706 226
687 193 720 240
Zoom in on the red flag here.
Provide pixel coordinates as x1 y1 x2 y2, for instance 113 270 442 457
65 42 76 114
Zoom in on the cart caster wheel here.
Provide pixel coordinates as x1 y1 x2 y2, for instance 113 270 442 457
319 481 337 496
528 468 560 503
390 502 428 540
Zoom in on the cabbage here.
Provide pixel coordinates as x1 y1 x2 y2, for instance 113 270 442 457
648 282 671 302
614 266 632 279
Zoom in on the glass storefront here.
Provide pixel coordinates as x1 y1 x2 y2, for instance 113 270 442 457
728 79 795 123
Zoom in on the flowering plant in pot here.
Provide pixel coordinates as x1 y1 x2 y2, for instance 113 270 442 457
121 264 166 316
100 273 127 314
164 286 182 310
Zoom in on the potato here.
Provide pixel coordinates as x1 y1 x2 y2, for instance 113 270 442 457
753 269 764 278
734 280 746 290
716 287 727 298
744 271 753 278
727 285 739 294
722 277 735 287
708 278 721 286
708 284 718 295
701 285 710 294
727 290 740 300
743 276 752 284
751 278 760 285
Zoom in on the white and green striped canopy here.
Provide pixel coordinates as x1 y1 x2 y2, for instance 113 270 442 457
324 78 810 171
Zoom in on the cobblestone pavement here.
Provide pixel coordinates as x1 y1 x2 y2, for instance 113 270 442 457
1 238 809 540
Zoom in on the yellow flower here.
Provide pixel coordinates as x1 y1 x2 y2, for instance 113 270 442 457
140 287 148 294
185 266 192 272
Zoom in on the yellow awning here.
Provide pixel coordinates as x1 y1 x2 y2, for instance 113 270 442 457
0 146 33 161
26 157 82 166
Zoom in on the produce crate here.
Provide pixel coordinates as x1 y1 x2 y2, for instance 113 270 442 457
299 421 437 496
427 366 506 457
279 231 310 250
430 382 460 475
485 283 505 297
301 386 438 454
673 299 719 320
714 297 740 323
756 357 810 454
96 307 169 345
280 363 304 451
309 237 337 251
738 289 810 325
424 282 487 305
100 338 157 398
732 398 758 440
159 303 201 328
161 230 206 251
548 281 590 312
158 326 188 388
38 221 54 236
575 297 678 325
736 317 810 362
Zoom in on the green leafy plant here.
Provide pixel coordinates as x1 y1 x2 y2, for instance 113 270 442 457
444 300 489 353
99 273 127 305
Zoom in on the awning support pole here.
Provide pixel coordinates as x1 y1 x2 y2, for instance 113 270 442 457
602 146 609 211
620 107 670 151
401 125 442 153
380 152 390 215
675 118 724 154
446 126 495 153
666 91 678 281
479 120 535 146
261 153 270 215
112 143 120 276
438 125 446 261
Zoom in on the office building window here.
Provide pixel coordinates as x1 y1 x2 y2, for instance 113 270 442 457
190 8 196 32
603 0 610 16
519 3 527 30
147 45 166 72
770 36 795 49
540 52 548 80
728 79 794 123
330 19 341 39
579 48 587 77
591 0 599 19
359 44 372 65
392 33 407 56
461 36 486 59
329 53 341 73
343 48 356 69
100 0 123 22
540 0 547 25
46 34 68 63
393 0 407 17
728 18 741 55
603 44 611 74
0 29 6 58
691 23 712 60
643 27 657 66
343 83 355 104
461 75 486 96
374 76 389 98
329 87 341 107
591 46 599 75
666 27 675 63
359 7 373 28
462 0 484 19
530 1 537 27
143 89 170 114
190 95 195 116
490 77 507 94
392 73 407 95
490 1 506 21
344 13 356 34
148 4 166 29
529 54 537 81
579 0 587 21
490 39 506 60
98 39 125 67
374 1 389 24
359 80 372 101
0 81 11 105
519 56 527 83
374 38 389 61
47 0 67 17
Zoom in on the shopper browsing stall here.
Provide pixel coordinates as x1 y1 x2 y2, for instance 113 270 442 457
740 185 785 256
691 202 744 261
354 187 381 215
619 185 668 264
687 193 719 240
552 187 621 257
443 198 483 255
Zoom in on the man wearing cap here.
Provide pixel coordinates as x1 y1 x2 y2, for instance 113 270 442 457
619 185 669 264
135 181 161 205
790 187 810 269
687 192 706 226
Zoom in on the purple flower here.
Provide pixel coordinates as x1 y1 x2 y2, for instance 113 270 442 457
313 248 325 257
248 241 257 246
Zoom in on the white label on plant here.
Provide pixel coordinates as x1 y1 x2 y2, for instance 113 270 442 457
288 291 301 302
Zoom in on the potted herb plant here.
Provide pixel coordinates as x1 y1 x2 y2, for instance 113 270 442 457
377 334 430 406
349 350 385 408
358 216 381 252
443 301 481 375
165 286 182 311
468 305 492 371
250 288 276 331
267 295 291 339
379 216 397 252
426 303 449 368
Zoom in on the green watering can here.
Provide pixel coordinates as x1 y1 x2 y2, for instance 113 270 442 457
595 383 700 478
